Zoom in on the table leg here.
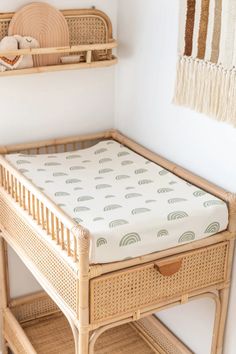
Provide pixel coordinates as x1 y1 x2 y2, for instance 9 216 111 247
0 236 9 354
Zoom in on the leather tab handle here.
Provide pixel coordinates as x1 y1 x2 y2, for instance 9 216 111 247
154 259 183 276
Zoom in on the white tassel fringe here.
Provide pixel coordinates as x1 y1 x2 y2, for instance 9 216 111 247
173 56 236 127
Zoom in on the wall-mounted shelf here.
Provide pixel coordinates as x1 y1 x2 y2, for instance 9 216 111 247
0 41 118 76
0 8 118 76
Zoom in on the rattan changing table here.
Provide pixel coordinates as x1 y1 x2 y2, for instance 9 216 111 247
0 130 235 354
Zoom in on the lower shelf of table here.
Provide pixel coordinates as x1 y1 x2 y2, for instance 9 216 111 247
4 292 192 354
23 314 157 354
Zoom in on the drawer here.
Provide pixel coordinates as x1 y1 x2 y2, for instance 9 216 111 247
90 242 228 324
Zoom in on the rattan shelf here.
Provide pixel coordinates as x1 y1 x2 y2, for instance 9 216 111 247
0 8 117 76
4 292 192 354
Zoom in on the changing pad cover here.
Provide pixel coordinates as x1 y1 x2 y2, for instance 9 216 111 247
6 140 228 263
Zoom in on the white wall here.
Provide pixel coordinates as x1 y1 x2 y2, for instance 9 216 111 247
0 0 117 297
1 1 236 353
116 1 236 353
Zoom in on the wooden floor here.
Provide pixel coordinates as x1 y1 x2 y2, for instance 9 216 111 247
22 313 156 354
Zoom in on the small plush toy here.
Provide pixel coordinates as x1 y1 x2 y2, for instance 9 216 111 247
0 35 39 72
0 36 22 72
14 35 39 69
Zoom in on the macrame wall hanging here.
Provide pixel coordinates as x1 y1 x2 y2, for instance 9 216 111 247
174 0 236 127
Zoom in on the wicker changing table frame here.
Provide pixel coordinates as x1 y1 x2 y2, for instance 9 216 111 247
0 129 235 354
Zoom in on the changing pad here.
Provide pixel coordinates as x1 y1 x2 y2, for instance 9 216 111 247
6 140 228 263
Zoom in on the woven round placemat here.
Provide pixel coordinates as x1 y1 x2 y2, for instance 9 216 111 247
8 2 69 67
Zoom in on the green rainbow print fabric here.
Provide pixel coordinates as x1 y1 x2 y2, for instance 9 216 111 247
7 140 228 263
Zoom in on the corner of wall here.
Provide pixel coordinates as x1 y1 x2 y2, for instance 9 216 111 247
113 0 119 130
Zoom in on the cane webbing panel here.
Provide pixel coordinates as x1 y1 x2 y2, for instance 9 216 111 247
136 317 185 354
0 196 77 314
11 294 60 323
90 242 228 323
0 10 112 59
0 19 9 40
23 313 75 354
24 315 155 354
94 323 155 354
5 302 192 354
67 16 107 45
67 15 110 59
18 314 157 354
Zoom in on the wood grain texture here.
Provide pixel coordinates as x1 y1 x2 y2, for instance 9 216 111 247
154 259 183 276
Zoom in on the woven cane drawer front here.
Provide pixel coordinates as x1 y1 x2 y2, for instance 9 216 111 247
0 197 77 315
90 242 228 323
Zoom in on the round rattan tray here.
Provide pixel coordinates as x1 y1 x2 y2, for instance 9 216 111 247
8 2 70 67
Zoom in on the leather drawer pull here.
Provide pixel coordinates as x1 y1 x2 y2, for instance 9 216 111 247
154 259 183 276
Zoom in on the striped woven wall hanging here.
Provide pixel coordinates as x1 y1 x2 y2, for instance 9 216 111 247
174 0 236 127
